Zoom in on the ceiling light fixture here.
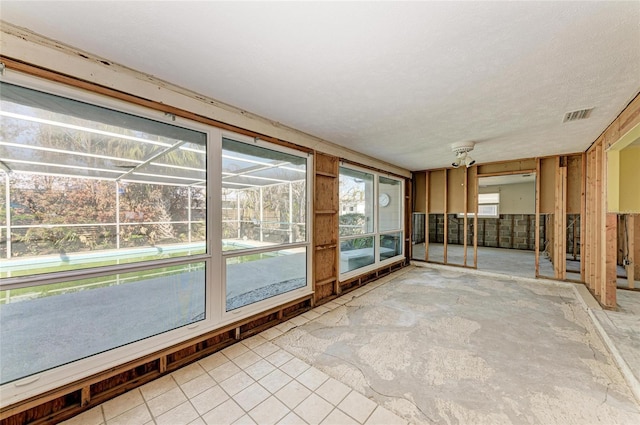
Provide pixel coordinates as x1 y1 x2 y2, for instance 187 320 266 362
451 141 476 168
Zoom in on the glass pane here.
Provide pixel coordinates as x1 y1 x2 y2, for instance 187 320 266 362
0 82 207 277
222 139 307 250
0 262 205 384
379 176 402 232
339 167 373 236
380 232 402 261
226 247 307 311
340 236 374 273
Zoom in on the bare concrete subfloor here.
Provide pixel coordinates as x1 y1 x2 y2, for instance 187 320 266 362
591 290 640 403
412 243 637 288
275 265 640 425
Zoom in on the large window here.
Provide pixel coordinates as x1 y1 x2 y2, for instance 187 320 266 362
339 166 403 276
221 138 310 312
0 81 209 385
0 75 312 396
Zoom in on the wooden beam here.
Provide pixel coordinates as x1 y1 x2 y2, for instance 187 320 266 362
159 355 167 374
634 214 640 288
81 386 91 407
405 179 412 264
463 167 468 266
425 171 430 261
627 215 635 289
535 158 541 277
553 157 567 280
580 152 587 282
443 169 448 264
604 213 617 308
592 142 606 294
586 149 596 291
476 169 537 178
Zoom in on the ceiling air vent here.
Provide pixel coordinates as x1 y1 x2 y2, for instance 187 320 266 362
563 108 594 123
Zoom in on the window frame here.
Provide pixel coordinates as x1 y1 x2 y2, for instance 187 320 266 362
0 70 314 407
458 192 500 218
338 164 404 280
219 132 313 320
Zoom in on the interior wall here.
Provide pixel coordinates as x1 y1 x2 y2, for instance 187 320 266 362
567 155 583 214
585 92 640 308
620 145 640 213
429 170 445 213
0 25 413 422
419 154 582 278
413 172 426 213
539 157 557 214
447 167 466 213
478 181 535 214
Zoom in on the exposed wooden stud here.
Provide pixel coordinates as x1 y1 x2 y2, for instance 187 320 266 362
476 168 537 177
463 167 468 266
425 171 430 261
604 213 617 308
313 153 339 301
553 157 567 280
235 327 241 340
580 153 587 282
159 355 167 374
634 214 640 288
81 386 91 407
589 147 597 292
406 178 412 262
535 158 541 277
571 212 578 261
443 169 448 264
627 215 635 289
474 171 478 268
560 160 568 280
595 144 603 296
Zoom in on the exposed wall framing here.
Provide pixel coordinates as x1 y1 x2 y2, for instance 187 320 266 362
584 93 640 308
313 153 340 302
414 155 583 279
0 48 411 424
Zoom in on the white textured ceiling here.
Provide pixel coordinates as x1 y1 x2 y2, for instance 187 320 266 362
1 1 639 171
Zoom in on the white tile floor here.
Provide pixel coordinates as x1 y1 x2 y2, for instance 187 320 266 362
60 285 406 425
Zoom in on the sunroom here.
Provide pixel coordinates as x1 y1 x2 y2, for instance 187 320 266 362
0 73 406 407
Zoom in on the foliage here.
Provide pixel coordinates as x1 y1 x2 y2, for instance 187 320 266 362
340 236 373 251
339 212 366 237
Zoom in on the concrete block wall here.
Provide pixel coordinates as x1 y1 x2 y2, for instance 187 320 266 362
429 214 545 251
